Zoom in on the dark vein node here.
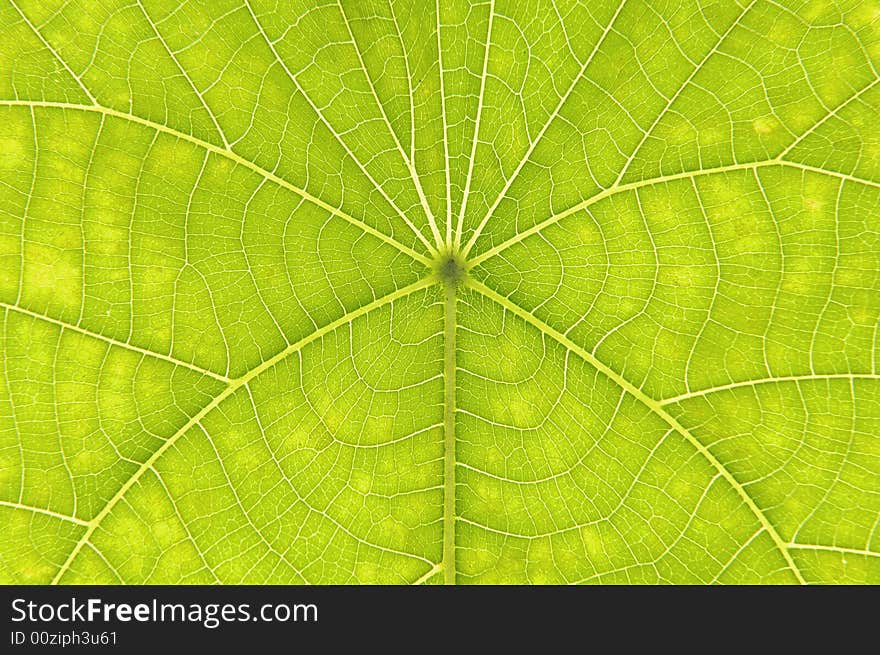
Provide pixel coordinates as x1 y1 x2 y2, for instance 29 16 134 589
434 251 468 288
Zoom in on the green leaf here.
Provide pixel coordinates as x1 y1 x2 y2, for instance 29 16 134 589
1 0 878 584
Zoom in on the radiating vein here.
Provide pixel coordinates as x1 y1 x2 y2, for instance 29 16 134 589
435 0 453 246
337 0 444 249
240 0 438 256
0 99 431 266
469 279 808 585
49 278 432 584
461 0 630 258
469 159 880 267
453 0 495 250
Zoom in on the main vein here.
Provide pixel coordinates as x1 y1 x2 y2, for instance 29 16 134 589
442 283 458 584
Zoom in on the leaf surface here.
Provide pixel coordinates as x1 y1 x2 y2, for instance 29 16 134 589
1 0 879 584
